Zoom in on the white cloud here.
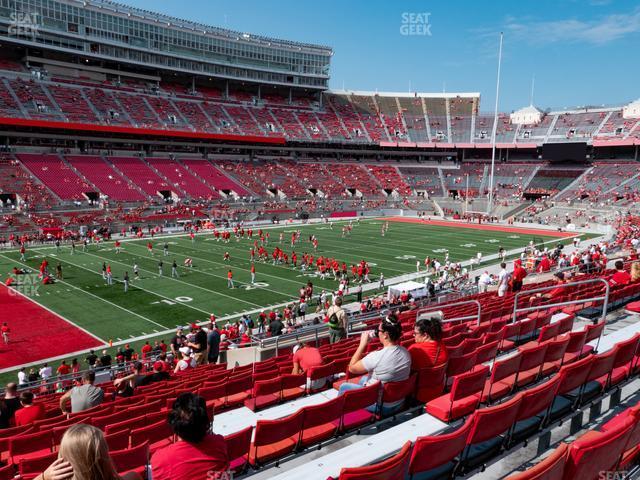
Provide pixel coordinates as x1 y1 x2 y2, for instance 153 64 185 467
502 7 640 45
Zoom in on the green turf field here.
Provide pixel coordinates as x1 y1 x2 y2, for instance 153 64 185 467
0 219 573 342
0 219 582 383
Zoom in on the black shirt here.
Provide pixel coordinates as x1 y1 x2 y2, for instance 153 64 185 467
192 330 207 353
136 371 170 387
100 354 112 367
86 354 98 366
269 320 284 336
123 348 134 361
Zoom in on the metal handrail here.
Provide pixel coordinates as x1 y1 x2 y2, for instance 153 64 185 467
417 299 483 326
512 277 610 323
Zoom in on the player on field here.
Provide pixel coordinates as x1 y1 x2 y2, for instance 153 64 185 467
106 264 113 285
55 239 60 253
123 271 129 293
227 269 234 289
172 260 179 278
70 241 75 255
19 244 25 261
184 258 193 268
190 231 195 243
1 323 9 344
251 263 256 284
114 240 121 254
147 241 154 256
133 263 139 280
223 251 230 262
158 260 163 276
82 238 88 252
163 242 169 256
101 262 107 280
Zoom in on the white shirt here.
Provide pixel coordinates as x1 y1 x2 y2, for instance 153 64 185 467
498 269 509 288
39 366 52 380
17 370 26 385
479 272 492 286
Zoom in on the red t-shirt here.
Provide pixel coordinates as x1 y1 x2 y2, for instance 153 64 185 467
57 364 71 376
408 341 448 370
610 270 631 286
409 341 448 402
14 404 45 426
293 347 323 373
151 435 229 480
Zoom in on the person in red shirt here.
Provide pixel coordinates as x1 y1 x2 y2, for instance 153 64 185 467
151 393 229 480
530 272 566 304
14 391 45 426
537 255 551 273
409 314 448 403
512 261 528 292
291 342 323 374
56 361 71 376
140 341 153 358
610 260 631 286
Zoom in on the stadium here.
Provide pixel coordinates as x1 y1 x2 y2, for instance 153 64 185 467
0 0 638 479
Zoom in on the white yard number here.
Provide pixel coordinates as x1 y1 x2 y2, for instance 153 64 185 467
432 248 448 253
395 255 416 260
484 239 499 243
152 296 193 306
242 282 269 290
461 243 476 248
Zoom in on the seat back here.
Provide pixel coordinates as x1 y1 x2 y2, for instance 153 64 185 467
519 343 548 372
556 355 594 396
467 393 522 445
382 374 417 406
18 450 58 478
451 365 490 401
447 351 477 378
505 443 568 480
584 348 617 384
515 375 561 422
130 420 173 448
409 416 473 475
563 416 634 480
300 396 344 446
475 340 499 365
338 440 412 480
105 428 130 451
224 426 252 473
253 408 304 449
538 323 560 343
307 361 336 393
611 333 640 370
0 464 16 480
341 382 381 415
9 429 53 462
565 330 588 355
543 337 570 365
110 441 149 475
584 321 605 349
415 364 447 403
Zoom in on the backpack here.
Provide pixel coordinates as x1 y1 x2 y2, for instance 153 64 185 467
327 309 341 329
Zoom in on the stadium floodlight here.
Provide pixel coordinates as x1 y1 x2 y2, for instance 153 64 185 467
487 32 503 217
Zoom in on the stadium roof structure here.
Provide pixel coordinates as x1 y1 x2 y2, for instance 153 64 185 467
71 0 333 53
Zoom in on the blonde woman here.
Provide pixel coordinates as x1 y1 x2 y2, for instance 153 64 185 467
631 262 640 283
36 424 141 480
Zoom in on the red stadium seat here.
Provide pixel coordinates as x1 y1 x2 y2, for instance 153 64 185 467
415 364 447 404
280 374 306 402
299 396 344 448
249 409 304 466
110 441 149 478
105 428 130 451
482 352 521 404
336 440 412 480
340 382 380 432
505 443 568 480
245 377 282 411
426 364 489 422
562 415 634 480
130 420 173 453
9 429 53 463
462 393 523 470
0 464 16 480
224 426 253 474
18 450 57 480
409 416 473 478
509 375 561 446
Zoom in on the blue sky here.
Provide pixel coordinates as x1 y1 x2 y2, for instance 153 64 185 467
122 0 638 112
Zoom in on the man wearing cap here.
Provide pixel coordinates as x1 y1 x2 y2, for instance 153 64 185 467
207 323 221 364
187 323 208 366
529 272 566 304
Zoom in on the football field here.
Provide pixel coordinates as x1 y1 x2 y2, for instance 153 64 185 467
0 218 579 376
